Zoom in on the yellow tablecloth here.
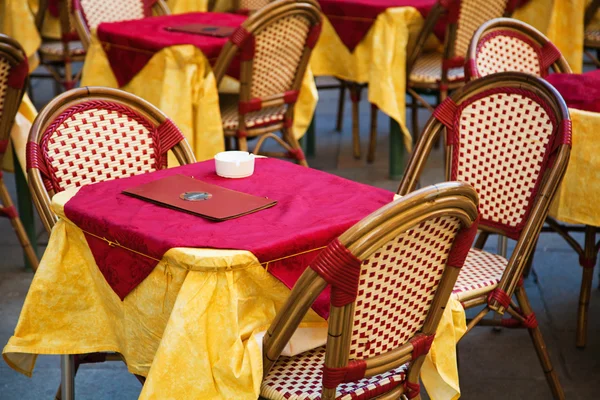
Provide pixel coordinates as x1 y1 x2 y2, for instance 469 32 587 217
0 0 41 70
168 0 234 12
4 189 466 400
2 95 37 174
549 108 600 227
80 35 318 163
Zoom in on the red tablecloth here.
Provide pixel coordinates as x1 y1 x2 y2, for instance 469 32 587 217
546 70 600 113
97 12 246 86
63 159 394 318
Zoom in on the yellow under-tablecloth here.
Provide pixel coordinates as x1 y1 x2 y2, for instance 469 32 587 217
549 108 600 227
2 95 37 174
80 35 318 163
4 188 466 400
0 0 41 70
167 0 234 12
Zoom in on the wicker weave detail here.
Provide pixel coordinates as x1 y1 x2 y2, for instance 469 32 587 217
250 15 310 98
453 91 554 233
239 0 271 11
475 32 542 77
451 248 507 301
220 95 286 131
409 52 465 84
79 0 146 30
43 105 161 191
260 346 408 400
585 28 600 45
348 216 462 360
0 59 9 122
454 0 508 58
40 41 87 57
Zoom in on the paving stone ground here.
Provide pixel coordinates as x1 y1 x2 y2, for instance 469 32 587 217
0 73 598 399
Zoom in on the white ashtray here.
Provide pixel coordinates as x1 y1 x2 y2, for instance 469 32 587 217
214 151 255 178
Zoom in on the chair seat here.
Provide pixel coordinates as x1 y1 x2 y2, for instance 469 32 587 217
451 248 508 303
261 346 408 400
409 52 465 85
585 29 600 47
39 41 86 58
220 94 287 133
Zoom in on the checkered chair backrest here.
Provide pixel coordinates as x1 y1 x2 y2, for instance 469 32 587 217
27 90 190 194
75 0 151 31
465 18 571 79
239 0 271 12
0 37 28 166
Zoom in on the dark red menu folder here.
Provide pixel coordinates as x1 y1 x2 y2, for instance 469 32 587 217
164 23 237 38
122 174 277 221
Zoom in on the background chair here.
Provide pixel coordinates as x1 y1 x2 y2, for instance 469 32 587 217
0 34 39 270
466 18 572 79
72 0 171 50
27 86 195 398
213 0 322 167
398 72 571 399
584 0 600 67
261 182 479 400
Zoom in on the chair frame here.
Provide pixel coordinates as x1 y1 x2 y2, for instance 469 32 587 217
398 72 570 399
71 0 171 50
213 0 322 167
0 35 40 270
584 0 600 67
262 182 479 400
465 18 572 79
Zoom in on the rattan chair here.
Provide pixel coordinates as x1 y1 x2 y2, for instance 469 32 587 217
398 72 571 399
584 0 600 67
34 0 86 93
72 0 171 51
0 35 39 270
261 182 479 400
406 0 515 140
466 18 572 78
213 0 322 167
235 0 272 14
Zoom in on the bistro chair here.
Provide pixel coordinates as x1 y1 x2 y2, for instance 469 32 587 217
72 0 171 50
212 0 322 167
0 35 39 270
406 0 515 140
584 0 600 67
235 0 273 14
34 0 87 93
27 86 195 398
466 18 572 79
261 182 479 400
398 72 571 399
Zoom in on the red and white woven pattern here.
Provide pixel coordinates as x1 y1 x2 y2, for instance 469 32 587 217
348 216 461 360
455 92 554 230
452 248 507 301
79 0 145 30
475 32 542 77
220 95 286 131
410 52 465 83
44 107 158 190
39 41 86 57
585 28 600 44
0 59 9 122
261 346 408 400
455 0 508 57
251 15 310 99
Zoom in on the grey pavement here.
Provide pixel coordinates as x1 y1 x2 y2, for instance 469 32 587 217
0 72 599 399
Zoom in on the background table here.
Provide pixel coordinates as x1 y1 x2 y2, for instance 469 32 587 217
0 0 41 70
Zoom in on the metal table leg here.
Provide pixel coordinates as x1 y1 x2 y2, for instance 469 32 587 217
61 355 75 400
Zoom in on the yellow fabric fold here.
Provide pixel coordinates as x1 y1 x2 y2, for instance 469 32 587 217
549 108 600 226
2 95 37 174
0 0 41 70
80 35 318 164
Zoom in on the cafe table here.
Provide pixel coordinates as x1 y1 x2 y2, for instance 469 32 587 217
79 12 318 163
4 158 466 400
308 0 586 180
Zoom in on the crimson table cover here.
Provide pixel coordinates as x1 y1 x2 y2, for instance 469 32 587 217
96 12 246 87
63 158 394 318
546 70 600 114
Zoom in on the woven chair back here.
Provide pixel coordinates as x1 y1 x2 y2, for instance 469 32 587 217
27 87 195 232
262 182 479 399
0 35 28 167
213 0 321 131
466 18 571 79
238 0 271 13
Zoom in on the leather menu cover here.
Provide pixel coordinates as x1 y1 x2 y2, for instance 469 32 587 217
164 24 237 38
123 175 276 221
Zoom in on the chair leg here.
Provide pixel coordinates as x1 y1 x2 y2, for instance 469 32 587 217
367 103 377 163
515 286 565 400
284 128 308 167
523 237 539 278
237 136 249 152
349 84 362 159
411 93 419 141
335 80 346 132
0 179 39 270
576 225 597 348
